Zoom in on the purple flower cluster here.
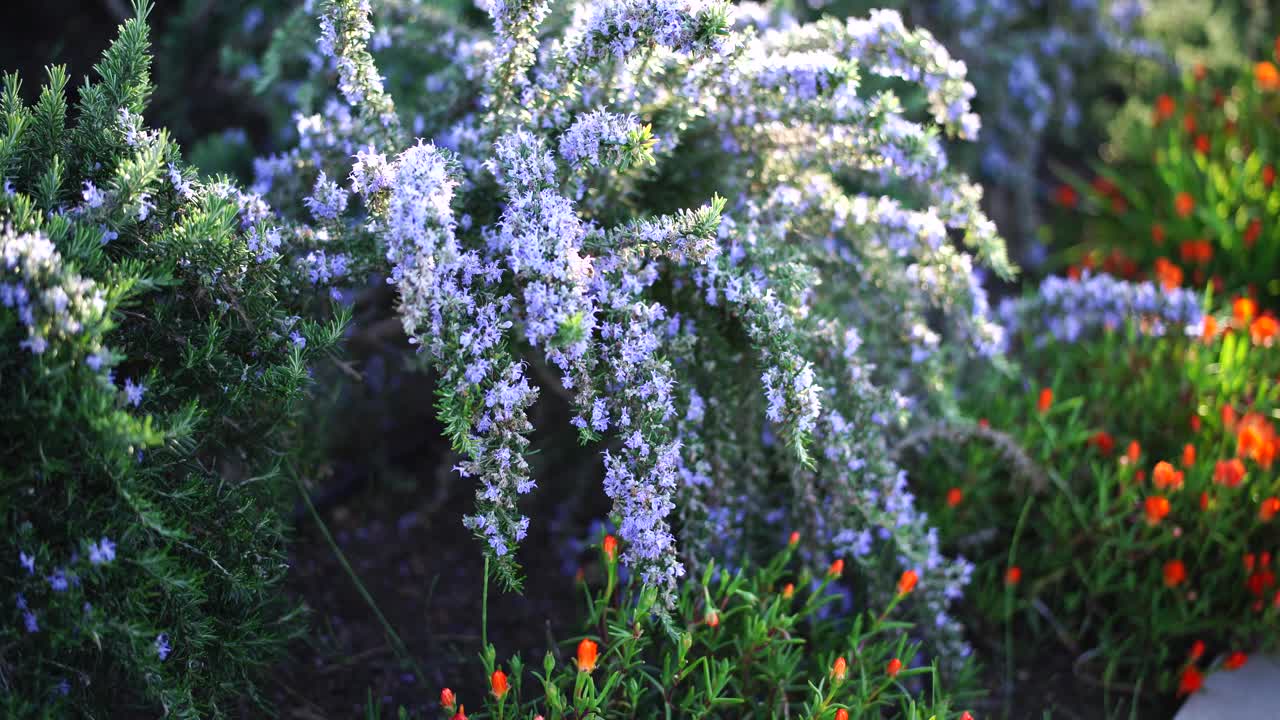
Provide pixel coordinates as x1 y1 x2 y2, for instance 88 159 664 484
1001 271 1203 345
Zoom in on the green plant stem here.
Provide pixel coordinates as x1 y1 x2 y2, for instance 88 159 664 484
297 478 427 686
483 553 491 651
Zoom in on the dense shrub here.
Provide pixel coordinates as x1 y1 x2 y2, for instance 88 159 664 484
1051 36 1280 305
241 0 1019 667
0 3 343 715
426 535 980 720
901 278 1279 711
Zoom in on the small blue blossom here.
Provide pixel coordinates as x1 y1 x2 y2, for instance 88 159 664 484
123 377 146 407
19 551 34 574
88 537 116 565
154 633 172 661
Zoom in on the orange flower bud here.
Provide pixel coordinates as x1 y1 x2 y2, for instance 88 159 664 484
1054 185 1078 208
1195 134 1210 155
452 706 467 720
960 713 975 720
1189 640 1205 662
1234 297 1257 324
886 658 903 677
441 688 457 712
782 582 794 599
1182 444 1196 467
576 638 599 673
1144 496 1171 526
1089 431 1115 456
1214 458 1246 487
946 487 964 508
490 670 509 699
828 558 844 578
832 656 848 682
1255 61 1280 91
1163 559 1187 587
836 710 850 720
1261 497 1280 522
1037 387 1053 414
1175 192 1195 218
1005 566 1022 586
602 535 618 563
1251 315 1279 346
705 610 719 628
897 569 919 596
1154 94 1176 123
1224 651 1249 670
1265 164 1277 188
1126 441 1142 465
788 531 800 547
1191 414 1202 432
1245 219 1263 249
1178 666 1204 696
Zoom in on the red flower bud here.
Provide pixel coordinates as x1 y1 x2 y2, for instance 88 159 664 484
886 658 903 677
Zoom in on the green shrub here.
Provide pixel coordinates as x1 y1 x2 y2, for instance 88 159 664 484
0 3 343 715
902 290 1280 714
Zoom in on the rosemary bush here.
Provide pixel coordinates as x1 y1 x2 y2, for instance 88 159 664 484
242 0 1017 666
0 3 343 715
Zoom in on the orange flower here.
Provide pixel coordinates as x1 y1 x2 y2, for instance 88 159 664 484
1266 164 1277 188
602 535 618 563
828 558 844 578
1201 315 1218 343
1144 496 1171 526
960 713 975 720
835 710 850 720
705 610 719 627
1200 491 1212 511
1153 461 1184 491
452 707 467 720
1237 413 1277 468
1251 315 1279 346
1224 652 1249 670
1234 296 1258 324
1256 61 1280 91
1005 566 1022 586
1175 192 1195 218
1054 184 1078 208
946 487 964 508
441 688 457 712
1037 387 1053 414
1154 258 1183 291
576 638 599 673
886 658 903 677
1261 497 1280 522
1163 559 1187 587
1178 666 1204 696
490 670 509 700
1089 431 1115 456
1223 404 1238 429
1152 223 1167 246
1214 458 1246 488
897 569 919 596
1245 219 1263 248
1189 640 1205 662
1126 441 1142 465
1182 444 1196 467
1155 94 1176 123
1191 414 1203 432
1195 134 1210 155
788 531 800 547
831 656 848 682
782 582 794 599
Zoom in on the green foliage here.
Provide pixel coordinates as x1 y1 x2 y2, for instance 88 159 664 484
417 538 980 719
1052 39 1280 304
0 3 343 716
904 310 1280 714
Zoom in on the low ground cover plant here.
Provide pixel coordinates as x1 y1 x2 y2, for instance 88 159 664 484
0 2 343 715
1051 36 1280 305
428 536 980 720
902 275 1279 713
